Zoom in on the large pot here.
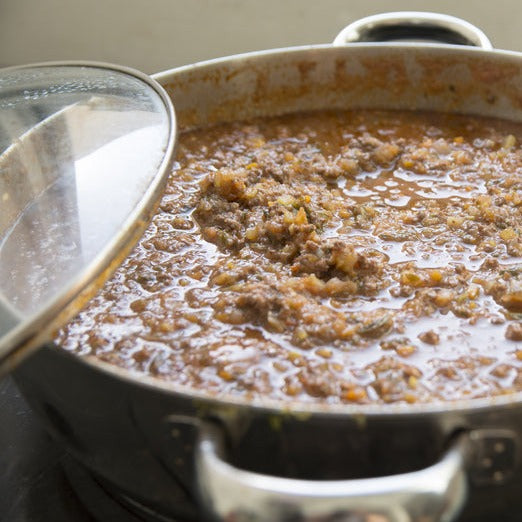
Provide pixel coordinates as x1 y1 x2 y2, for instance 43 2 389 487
12 12 522 522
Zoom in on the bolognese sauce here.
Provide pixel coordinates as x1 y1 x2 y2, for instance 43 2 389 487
57 109 522 405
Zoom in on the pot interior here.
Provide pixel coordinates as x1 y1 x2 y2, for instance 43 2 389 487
64 43 522 416
156 44 522 130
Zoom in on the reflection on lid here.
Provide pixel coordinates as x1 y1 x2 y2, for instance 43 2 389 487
0 63 174 373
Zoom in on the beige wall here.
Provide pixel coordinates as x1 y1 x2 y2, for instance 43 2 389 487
0 0 519 74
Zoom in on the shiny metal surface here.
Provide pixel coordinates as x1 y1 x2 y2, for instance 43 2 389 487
332 12 493 49
11 12 522 522
0 62 176 375
16 346 522 522
197 423 468 522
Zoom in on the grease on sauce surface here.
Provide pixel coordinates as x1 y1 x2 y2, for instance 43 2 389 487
57 110 522 404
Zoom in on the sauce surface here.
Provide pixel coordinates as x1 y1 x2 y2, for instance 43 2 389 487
57 110 522 405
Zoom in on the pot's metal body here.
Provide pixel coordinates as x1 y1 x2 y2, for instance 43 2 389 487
13 13 522 522
16 345 522 522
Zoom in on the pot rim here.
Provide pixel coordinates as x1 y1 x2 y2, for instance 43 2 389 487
58 40 522 420
152 40 522 86
64 347 522 418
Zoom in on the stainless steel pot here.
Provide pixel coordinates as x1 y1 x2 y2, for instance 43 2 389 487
12 12 522 522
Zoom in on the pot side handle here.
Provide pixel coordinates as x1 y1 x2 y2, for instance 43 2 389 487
195 422 469 522
333 12 493 50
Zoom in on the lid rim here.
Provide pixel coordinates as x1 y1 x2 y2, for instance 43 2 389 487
0 60 177 376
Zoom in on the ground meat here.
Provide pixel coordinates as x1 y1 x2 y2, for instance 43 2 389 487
418 330 440 345
506 323 522 341
57 109 522 406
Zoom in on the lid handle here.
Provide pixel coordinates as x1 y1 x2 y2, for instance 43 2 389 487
333 12 493 49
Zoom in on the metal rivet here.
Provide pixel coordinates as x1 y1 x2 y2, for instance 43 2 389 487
493 471 504 483
481 457 493 469
493 442 505 454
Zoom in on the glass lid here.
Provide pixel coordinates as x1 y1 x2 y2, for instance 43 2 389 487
0 62 176 374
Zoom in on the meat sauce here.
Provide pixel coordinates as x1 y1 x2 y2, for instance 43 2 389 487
57 110 522 405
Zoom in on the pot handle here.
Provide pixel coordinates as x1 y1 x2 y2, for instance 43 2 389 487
195 422 469 522
333 12 492 50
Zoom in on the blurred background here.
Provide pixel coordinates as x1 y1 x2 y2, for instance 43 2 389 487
1 0 522 74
